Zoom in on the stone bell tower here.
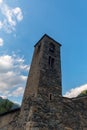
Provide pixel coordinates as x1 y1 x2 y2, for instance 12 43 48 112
20 34 62 130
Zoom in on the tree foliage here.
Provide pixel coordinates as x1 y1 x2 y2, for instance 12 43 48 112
0 97 19 114
77 90 87 97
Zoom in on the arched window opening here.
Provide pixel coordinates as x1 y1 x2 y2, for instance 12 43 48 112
49 56 54 68
49 43 55 53
37 43 41 52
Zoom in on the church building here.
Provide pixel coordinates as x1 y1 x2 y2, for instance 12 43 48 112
0 34 87 130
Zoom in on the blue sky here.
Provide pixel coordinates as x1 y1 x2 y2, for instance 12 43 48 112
0 0 87 104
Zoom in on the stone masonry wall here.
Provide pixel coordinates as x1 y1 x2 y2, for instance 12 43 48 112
1 96 87 130
0 109 20 130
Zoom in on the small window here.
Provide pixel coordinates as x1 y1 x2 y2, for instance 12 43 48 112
37 43 41 52
49 93 52 100
49 56 54 68
49 43 55 53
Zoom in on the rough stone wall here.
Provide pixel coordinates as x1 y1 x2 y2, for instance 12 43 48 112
0 109 20 130
20 96 87 130
19 34 62 128
1 97 87 130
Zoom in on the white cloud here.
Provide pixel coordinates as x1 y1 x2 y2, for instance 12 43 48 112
64 84 87 98
12 7 23 21
0 0 2 4
0 21 3 29
0 54 29 99
0 1 23 33
0 38 3 46
9 87 24 97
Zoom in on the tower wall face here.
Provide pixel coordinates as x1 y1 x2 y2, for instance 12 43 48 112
22 35 62 104
20 35 62 129
38 36 62 100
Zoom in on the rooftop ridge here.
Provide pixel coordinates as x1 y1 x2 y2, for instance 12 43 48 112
34 34 61 47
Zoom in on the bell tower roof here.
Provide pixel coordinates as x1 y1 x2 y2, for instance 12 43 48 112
34 34 61 47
